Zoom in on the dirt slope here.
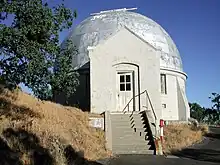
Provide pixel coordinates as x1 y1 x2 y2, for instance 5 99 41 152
0 86 110 164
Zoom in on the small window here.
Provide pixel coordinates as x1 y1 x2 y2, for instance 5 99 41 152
126 83 131 91
119 73 132 91
160 74 167 94
120 84 125 91
126 75 131 82
120 75 125 83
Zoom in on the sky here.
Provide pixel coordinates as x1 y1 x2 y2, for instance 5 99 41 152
24 0 220 108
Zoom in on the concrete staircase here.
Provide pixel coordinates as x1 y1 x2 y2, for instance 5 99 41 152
110 112 155 154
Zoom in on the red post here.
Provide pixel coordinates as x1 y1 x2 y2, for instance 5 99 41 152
159 119 164 144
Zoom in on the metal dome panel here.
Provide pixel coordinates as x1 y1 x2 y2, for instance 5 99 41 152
68 9 183 71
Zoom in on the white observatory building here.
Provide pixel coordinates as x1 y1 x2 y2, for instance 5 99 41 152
60 8 190 121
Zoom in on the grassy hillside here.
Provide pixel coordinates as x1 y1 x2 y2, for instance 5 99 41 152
163 123 209 154
0 85 209 164
0 86 110 164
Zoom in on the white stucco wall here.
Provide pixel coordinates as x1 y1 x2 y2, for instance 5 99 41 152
88 28 162 119
160 68 189 121
177 76 190 120
161 73 179 120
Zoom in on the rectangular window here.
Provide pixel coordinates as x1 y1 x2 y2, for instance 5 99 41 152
119 74 132 91
160 74 167 94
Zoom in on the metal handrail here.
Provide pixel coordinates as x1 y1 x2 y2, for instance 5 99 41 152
122 90 157 122
145 90 157 121
122 90 145 112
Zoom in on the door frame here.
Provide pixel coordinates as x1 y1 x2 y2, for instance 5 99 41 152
116 70 135 112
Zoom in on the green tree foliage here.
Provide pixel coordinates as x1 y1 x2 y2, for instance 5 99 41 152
208 93 220 124
189 102 205 122
189 92 220 125
51 40 79 100
0 0 79 100
209 93 220 111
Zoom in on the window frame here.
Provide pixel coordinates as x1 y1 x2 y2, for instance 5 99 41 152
160 74 167 95
119 73 132 92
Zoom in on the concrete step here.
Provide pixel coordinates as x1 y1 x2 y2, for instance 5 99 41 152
112 131 148 136
111 116 144 121
112 127 147 132
111 120 146 125
111 119 132 122
111 111 148 115
110 112 155 155
112 135 150 142
112 144 151 150
111 123 145 128
110 119 140 123
112 131 146 135
111 120 145 124
112 132 149 138
112 133 150 138
112 127 148 132
112 149 154 155
112 132 150 138
112 140 151 145
112 133 150 139
112 142 150 147
112 139 150 144
112 134 150 139
111 116 144 120
111 125 146 130
112 135 150 141
111 116 145 121
111 121 145 126
112 131 137 136
111 114 143 118
112 126 146 130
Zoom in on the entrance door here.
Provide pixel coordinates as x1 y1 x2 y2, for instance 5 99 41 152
117 72 134 112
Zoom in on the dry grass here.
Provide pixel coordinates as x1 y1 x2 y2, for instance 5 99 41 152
0 86 110 164
87 113 104 118
163 123 209 154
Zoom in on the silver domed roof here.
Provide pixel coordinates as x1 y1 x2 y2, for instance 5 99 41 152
68 9 183 71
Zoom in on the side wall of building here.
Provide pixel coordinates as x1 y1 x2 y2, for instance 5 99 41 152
160 69 189 121
177 76 190 120
161 73 179 120
88 28 162 119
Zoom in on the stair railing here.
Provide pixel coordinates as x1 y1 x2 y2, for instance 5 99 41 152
122 90 157 138
122 90 156 118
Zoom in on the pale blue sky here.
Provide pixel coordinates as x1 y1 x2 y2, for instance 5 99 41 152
24 0 220 108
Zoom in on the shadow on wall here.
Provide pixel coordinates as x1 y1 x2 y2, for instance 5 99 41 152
0 128 102 165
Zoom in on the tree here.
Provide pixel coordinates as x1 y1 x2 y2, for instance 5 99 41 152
209 93 220 111
0 0 79 100
189 102 205 122
208 93 220 124
50 40 79 101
